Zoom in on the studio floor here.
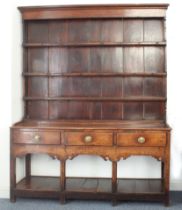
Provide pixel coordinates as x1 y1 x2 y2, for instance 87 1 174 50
0 192 182 210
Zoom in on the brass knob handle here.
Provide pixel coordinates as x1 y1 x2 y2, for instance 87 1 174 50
84 135 93 143
137 136 146 144
34 135 41 142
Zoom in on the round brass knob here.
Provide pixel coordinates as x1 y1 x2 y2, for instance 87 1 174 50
137 136 146 144
84 135 93 143
34 135 41 142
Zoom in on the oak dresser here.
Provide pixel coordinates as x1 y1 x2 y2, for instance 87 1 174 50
10 4 171 206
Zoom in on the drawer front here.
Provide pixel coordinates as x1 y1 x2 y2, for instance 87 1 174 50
12 130 61 145
64 131 113 146
117 131 166 147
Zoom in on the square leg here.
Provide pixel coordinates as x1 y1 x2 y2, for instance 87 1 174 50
10 156 16 202
112 161 117 206
60 160 66 204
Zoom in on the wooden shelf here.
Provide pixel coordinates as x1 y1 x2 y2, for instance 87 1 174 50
15 176 60 198
15 176 164 199
14 120 169 130
67 177 163 194
23 72 167 77
66 177 111 193
23 42 166 48
24 96 166 102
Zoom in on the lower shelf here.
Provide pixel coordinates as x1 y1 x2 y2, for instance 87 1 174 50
15 176 60 198
15 176 165 201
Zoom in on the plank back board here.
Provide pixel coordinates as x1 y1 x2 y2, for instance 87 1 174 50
20 4 168 121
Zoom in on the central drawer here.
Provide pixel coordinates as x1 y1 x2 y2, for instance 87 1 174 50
64 131 113 146
117 131 166 147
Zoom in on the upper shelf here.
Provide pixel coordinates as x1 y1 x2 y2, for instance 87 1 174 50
23 42 166 48
18 4 169 20
23 72 166 77
24 96 166 102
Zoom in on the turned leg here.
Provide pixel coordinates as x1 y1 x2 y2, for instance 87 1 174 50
112 161 117 206
60 160 66 204
10 156 16 202
25 154 31 179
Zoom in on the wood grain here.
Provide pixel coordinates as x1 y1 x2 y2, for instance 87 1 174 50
117 131 166 147
64 131 113 146
11 4 170 206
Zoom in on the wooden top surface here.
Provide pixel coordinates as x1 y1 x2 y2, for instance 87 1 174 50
12 120 170 130
18 4 169 10
18 4 169 20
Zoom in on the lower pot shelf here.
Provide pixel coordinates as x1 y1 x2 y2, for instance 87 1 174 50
15 176 165 202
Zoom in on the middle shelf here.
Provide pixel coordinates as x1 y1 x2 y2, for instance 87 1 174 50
24 96 166 102
23 42 166 48
23 72 167 77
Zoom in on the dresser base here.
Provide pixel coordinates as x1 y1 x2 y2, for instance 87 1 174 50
10 120 170 206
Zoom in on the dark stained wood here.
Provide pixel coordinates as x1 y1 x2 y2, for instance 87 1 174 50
12 120 170 130
144 102 165 120
97 178 112 193
16 176 164 194
27 78 48 97
16 176 60 193
10 155 16 202
49 102 68 120
18 4 168 20
22 15 167 121
101 20 123 42
124 47 144 73
15 176 165 202
23 42 166 47
67 102 90 119
144 78 165 97
25 154 31 179
23 72 167 77
102 102 122 120
123 77 143 97
123 20 143 42
144 47 165 73
49 21 66 43
123 102 143 120
24 96 166 102
144 20 164 42
11 4 170 207
112 161 117 206
27 48 48 73
27 101 48 119
27 21 49 43
117 178 163 193
68 20 100 43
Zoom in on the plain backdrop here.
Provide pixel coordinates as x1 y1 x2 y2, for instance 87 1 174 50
0 0 181 198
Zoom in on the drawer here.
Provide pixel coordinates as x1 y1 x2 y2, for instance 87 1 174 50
117 131 166 147
64 131 113 146
12 130 61 145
